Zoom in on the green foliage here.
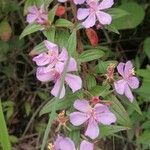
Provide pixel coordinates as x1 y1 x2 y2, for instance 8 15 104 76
143 37 150 59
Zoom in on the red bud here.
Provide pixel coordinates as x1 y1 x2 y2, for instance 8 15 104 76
56 6 65 17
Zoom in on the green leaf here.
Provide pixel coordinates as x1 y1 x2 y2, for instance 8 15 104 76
100 125 129 138
40 94 77 116
20 23 44 39
55 19 74 28
55 29 70 48
78 49 104 63
105 24 119 34
111 2 145 30
29 42 47 56
110 95 132 127
108 8 129 19
86 74 96 90
67 30 77 55
43 27 56 42
143 37 150 59
48 4 58 23
137 130 150 145
0 100 12 150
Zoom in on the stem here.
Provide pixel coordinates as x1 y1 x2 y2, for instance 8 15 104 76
41 57 70 150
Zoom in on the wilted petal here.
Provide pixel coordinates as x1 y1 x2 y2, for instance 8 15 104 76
96 11 112 25
70 112 89 126
124 61 133 78
85 118 99 139
36 67 54 82
96 112 116 125
26 14 37 23
127 76 139 89
67 58 77 72
82 13 96 28
74 0 86 4
124 84 134 102
65 73 82 92
77 8 90 20
117 62 125 77
74 99 90 113
59 137 76 150
51 79 66 99
80 140 94 150
114 79 126 95
98 0 114 10
33 53 50 66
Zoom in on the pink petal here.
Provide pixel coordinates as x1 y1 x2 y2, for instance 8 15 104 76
26 14 37 23
94 103 110 114
77 8 90 20
69 112 89 126
58 0 68 2
44 40 58 52
124 84 134 102
74 99 90 113
51 79 66 99
74 0 86 4
82 13 96 28
59 137 76 150
80 140 94 150
96 112 116 125
114 79 126 95
98 0 114 10
85 118 99 139
67 58 77 72
124 61 133 78
28 6 38 13
36 67 54 82
58 48 68 62
96 11 112 25
55 61 65 73
32 53 50 66
117 62 125 77
127 76 139 89
65 73 82 92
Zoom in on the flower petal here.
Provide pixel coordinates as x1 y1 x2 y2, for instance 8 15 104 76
117 62 125 77
51 79 66 99
114 79 126 95
77 8 90 20
96 11 112 25
58 0 68 2
94 103 110 114
74 0 86 4
32 53 50 66
82 13 96 28
127 76 139 89
28 6 38 13
36 67 54 82
70 112 89 126
85 118 99 139
65 73 82 92
74 99 90 113
124 61 133 78
124 84 134 102
26 14 37 23
59 137 76 150
67 58 77 72
96 112 116 125
80 140 94 150
44 40 58 52
98 0 114 10
58 48 68 61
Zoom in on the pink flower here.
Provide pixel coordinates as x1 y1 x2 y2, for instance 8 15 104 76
77 0 114 28
54 135 94 150
114 61 139 102
33 41 82 99
70 100 116 139
58 0 86 4
26 5 48 24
